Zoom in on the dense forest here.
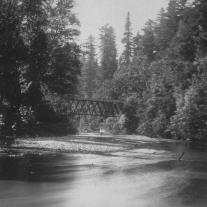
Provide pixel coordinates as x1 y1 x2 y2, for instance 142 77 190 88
1 0 207 142
0 0 81 138
81 0 207 142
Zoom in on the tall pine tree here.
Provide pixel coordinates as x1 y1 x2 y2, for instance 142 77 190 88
99 24 117 81
121 12 133 65
82 35 98 98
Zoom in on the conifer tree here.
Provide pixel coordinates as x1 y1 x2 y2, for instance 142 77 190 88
83 35 98 98
194 0 207 56
155 0 187 53
99 24 117 81
142 20 157 62
121 12 133 65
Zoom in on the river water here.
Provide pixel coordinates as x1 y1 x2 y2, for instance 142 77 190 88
0 134 207 207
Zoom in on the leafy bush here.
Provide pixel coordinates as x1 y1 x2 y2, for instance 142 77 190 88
170 70 207 141
105 115 126 134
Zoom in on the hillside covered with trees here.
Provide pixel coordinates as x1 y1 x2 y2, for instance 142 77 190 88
80 0 207 142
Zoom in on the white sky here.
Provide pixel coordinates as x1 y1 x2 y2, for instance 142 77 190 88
74 0 169 54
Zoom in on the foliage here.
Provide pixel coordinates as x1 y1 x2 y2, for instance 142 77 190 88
76 0 207 140
3 0 207 142
105 116 125 134
80 35 98 98
102 0 207 141
123 96 139 134
0 0 81 138
99 24 117 81
170 58 207 141
45 43 81 96
141 20 157 62
121 12 133 65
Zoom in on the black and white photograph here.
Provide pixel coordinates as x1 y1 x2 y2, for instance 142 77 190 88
1 0 207 206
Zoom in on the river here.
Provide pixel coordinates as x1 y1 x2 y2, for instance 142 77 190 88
0 134 207 207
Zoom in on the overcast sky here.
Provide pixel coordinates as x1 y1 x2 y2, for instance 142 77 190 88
75 0 169 53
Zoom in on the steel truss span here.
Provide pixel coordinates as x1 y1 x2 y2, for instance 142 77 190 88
56 99 124 117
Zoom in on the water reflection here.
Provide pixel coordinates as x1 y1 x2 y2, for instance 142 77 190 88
0 153 78 182
0 135 207 207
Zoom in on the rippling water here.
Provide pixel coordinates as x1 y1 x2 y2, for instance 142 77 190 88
0 134 207 207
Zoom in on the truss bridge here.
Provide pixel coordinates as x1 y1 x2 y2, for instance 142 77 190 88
56 99 124 117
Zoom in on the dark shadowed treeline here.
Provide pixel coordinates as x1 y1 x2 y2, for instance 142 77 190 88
0 0 81 138
80 0 207 142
